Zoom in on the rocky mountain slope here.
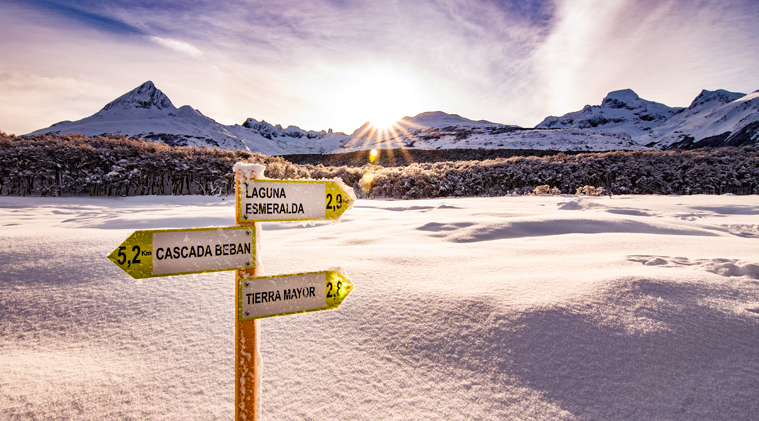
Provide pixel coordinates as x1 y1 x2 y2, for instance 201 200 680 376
29 81 759 154
342 111 640 152
30 81 350 155
537 89 759 149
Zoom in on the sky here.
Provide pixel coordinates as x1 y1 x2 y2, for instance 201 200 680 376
1 0 758 135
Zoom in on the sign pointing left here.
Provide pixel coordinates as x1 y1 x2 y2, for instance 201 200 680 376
108 226 255 279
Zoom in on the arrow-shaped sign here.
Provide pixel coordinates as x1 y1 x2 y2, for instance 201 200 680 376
108 226 255 279
238 270 353 320
236 179 356 223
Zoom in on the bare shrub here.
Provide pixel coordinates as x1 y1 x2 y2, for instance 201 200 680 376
576 185 605 196
533 185 551 195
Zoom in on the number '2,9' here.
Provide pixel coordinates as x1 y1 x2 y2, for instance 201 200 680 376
326 193 343 211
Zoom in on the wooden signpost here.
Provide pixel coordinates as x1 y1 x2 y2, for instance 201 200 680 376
108 162 356 420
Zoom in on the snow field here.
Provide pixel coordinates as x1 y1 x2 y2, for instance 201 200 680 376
1 194 758 420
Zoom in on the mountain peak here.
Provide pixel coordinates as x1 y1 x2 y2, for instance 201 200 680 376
602 89 641 109
100 81 175 112
400 111 504 128
688 89 745 110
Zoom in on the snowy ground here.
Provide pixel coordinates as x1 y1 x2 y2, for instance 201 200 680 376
1 194 758 420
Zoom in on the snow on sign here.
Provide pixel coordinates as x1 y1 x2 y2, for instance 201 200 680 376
238 270 353 320
107 227 255 279
236 179 356 223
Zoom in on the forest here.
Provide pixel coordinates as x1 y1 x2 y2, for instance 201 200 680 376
1 132 757 198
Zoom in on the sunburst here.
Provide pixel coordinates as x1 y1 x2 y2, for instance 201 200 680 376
341 118 431 165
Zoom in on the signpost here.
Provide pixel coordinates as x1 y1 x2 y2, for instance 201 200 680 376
108 226 255 278
236 178 356 223
107 162 356 421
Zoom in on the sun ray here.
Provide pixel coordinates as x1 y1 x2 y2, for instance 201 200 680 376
337 112 428 167
386 123 417 165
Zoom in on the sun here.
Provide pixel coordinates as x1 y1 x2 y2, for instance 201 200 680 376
310 64 434 133
359 76 402 130
369 113 399 130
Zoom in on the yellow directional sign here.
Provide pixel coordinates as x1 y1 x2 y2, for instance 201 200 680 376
238 270 353 320
236 179 356 223
108 226 255 279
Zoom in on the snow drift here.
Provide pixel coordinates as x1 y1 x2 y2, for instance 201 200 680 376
1 194 758 420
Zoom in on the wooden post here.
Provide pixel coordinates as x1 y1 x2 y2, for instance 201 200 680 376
236 267 260 420
235 167 261 420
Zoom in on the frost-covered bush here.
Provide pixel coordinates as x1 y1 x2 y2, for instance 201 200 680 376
0 133 286 196
533 185 550 195
304 148 759 198
532 185 562 195
576 185 605 196
1 132 757 198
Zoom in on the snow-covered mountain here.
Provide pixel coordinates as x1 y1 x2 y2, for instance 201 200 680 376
226 118 349 155
29 81 759 154
644 89 759 148
34 81 250 151
537 89 685 138
29 81 350 155
340 110 642 152
537 88 759 149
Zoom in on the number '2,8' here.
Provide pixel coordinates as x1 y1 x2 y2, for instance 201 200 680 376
326 193 343 211
326 281 343 298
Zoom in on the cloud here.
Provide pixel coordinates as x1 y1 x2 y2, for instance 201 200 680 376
6 0 146 36
1 0 757 134
531 0 759 118
149 36 204 58
200 0 555 127
0 72 117 134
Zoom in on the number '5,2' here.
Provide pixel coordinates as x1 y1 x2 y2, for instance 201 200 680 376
117 245 142 268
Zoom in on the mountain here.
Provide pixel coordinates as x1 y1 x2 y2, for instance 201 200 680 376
537 88 759 149
29 81 759 154
29 81 351 155
340 110 643 152
644 89 759 148
35 81 250 151
536 89 685 137
226 118 349 155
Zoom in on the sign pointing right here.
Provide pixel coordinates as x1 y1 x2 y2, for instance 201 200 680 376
238 270 353 320
236 179 356 223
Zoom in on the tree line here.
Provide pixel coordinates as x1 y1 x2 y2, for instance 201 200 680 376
0 133 304 197
309 147 759 199
1 132 757 198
